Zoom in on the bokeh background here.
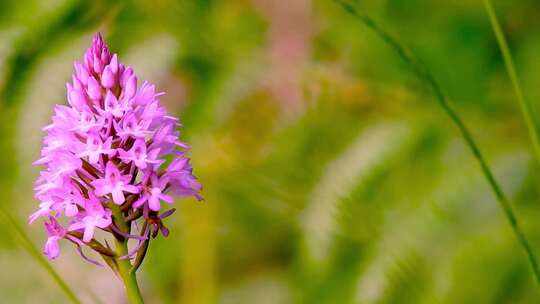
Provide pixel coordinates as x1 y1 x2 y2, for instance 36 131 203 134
1 0 540 303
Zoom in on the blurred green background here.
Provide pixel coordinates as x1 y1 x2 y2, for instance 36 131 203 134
1 0 540 303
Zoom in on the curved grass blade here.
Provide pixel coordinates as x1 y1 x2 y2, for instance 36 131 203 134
482 0 540 165
333 0 540 286
0 206 81 304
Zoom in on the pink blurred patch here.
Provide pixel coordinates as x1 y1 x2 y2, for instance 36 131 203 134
253 0 312 114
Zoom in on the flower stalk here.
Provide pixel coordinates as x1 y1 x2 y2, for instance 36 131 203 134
111 204 144 304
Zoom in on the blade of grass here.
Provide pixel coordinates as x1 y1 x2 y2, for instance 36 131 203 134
333 0 540 286
0 206 81 304
482 0 540 165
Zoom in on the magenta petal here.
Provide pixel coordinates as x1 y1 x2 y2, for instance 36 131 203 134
87 76 101 100
160 194 174 204
148 196 160 211
68 221 85 231
65 203 78 217
76 63 89 85
82 224 95 242
68 89 87 110
44 237 60 259
91 180 109 196
123 75 137 100
112 189 125 205
109 54 118 74
93 54 103 74
124 184 139 194
101 66 115 88
133 194 148 209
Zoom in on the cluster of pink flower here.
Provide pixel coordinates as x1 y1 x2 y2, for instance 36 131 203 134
30 34 201 263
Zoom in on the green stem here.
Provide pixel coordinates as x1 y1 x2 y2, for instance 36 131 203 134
482 0 540 165
115 238 144 304
334 0 540 286
111 205 144 304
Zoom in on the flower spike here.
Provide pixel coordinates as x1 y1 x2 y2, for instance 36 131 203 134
30 33 202 272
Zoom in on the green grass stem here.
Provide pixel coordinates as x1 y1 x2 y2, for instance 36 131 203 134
0 206 81 303
482 0 540 165
334 0 540 286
